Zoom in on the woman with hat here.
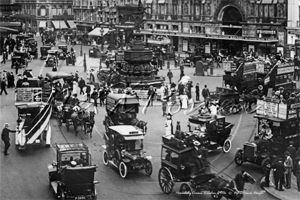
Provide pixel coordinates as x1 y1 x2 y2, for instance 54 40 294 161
1 123 17 156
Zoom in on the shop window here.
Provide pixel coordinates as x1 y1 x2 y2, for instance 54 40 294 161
67 6 72 15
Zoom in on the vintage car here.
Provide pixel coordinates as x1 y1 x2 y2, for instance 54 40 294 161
66 51 76 66
11 51 28 69
40 45 52 60
58 45 68 59
47 143 98 199
45 50 58 67
102 125 153 179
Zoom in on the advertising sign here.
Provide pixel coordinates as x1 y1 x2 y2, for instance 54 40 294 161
277 66 294 74
15 88 42 103
256 99 265 115
182 40 188 52
264 101 278 118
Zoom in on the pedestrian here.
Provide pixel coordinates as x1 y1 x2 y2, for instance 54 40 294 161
15 60 20 75
284 151 293 189
202 85 210 101
0 78 8 95
179 72 185 82
99 88 105 106
264 158 272 187
176 121 181 131
165 113 173 135
91 88 98 107
180 92 189 109
78 77 86 95
178 82 184 95
147 86 156 107
195 82 200 101
1 47 7 64
294 150 300 192
1 123 16 155
74 71 79 82
9 72 15 88
85 83 91 102
162 96 167 116
273 157 285 191
6 72 12 88
286 141 296 160
167 69 173 84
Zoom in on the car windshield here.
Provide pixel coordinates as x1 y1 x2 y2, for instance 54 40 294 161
125 140 143 151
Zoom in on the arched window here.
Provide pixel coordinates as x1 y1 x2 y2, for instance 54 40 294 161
57 5 63 15
52 5 57 16
40 6 46 16
67 5 72 15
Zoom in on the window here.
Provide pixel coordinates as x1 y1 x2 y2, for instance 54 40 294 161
147 24 153 30
40 6 46 16
146 4 152 15
172 25 178 31
67 5 72 15
159 4 165 15
57 5 63 15
173 4 177 15
52 6 57 16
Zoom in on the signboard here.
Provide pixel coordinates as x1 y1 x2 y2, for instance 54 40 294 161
256 99 265 115
15 88 42 103
244 62 256 73
183 40 188 51
205 43 211 54
288 108 298 119
264 101 278 118
291 103 300 109
257 29 276 35
277 66 294 74
256 62 265 73
267 88 273 98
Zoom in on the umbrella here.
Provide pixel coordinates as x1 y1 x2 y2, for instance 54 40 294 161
179 75 192 85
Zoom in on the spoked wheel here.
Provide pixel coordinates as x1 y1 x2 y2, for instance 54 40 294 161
144 160 153 176
158 167 174 194
102 150 109 166
179 183 193 200
167 101 181 115
119 161 128 179
234 149 244 166
222 139 231 153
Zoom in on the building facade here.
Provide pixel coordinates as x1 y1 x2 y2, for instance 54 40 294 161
13 0 74 32
287 0 300 57
141 0 288 57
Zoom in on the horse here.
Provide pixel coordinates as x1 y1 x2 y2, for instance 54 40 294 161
70 107 87 136
209 171 256 200
83 111 95 138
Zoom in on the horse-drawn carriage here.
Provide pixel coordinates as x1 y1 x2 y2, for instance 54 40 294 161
102 125 153 178
103 93 147 132
47 143 99 199
158 142 256 200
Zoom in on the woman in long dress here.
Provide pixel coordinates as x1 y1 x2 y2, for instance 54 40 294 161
181 92 188 109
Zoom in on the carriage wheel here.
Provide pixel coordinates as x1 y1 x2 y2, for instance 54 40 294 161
144 160 153 176
158 167 174 194
222 139 231 153
234 149 244 166
119 162 128 179
102 150 109 166
179 183 193 200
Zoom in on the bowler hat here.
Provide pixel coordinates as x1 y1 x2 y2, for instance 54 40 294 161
284 151 290 156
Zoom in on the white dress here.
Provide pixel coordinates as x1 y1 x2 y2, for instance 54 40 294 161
72 81 78 95
181 94 188 109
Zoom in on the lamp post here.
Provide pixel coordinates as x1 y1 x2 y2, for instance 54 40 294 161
167 45 170 69
100 27 104 52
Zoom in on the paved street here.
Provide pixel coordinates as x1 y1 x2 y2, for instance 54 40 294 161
0 37 276 200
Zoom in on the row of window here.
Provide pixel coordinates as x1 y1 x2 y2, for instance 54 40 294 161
146 24 206 33
73 0 138 7
74 11 117 23
18 5 72 16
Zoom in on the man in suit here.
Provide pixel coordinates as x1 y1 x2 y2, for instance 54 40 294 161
286 141 296 160
1 123 16 155
284 151 293 189
273 157 285 191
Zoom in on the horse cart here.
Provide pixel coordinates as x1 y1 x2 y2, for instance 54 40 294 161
102 125 152 178
11 51 28 69
158 143 256 200
47 143 99 199
104 93 147 132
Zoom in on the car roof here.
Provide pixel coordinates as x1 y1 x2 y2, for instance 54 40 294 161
109 125 145 140
107 93 139 103
46 71 71 79
56 143 88 152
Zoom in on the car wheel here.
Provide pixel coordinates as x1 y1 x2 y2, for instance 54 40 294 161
144 160 153 176
179 183 193 200
234 149 244 166
222 139 231 153
119 161 127 179
158 167 174 194
102 150 109 166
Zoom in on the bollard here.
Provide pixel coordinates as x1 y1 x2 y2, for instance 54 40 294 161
83 53 87 72
80 45 83 57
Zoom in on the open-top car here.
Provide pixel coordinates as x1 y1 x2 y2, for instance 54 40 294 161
40 45 52 60
58 45 68 59
11 51 28 68
47 143 99 199
45 50 58 67
102 125 153 179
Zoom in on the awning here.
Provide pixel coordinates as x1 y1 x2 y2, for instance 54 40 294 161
158 0 165 3
88 27 109 36
145 0 153 3
67 21 76 29
0 26 19 33
39 21 47 28
52 21 68 29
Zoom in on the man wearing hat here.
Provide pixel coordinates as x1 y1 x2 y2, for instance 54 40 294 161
286 141 296 160
284 151 293 189
188 140 204 177
272 157 285 191
1 123 16 155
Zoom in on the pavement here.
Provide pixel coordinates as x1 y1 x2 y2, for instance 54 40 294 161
260 172 300 200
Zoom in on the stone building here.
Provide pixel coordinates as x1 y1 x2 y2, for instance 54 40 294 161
287 0 300 57
13 0 74 32
141 0 288 57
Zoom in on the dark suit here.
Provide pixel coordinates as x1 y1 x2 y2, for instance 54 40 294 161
1 127 16 155
273 160 285 190
287 145 296 160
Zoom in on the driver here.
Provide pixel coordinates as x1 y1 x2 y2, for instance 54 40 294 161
188 141 204 177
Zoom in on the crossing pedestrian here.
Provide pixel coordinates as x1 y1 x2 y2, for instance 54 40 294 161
195 82 200 101
1 123 16 156
202 85 210 101
85 83 91 102
161 96 167 116
78 77 86 95
167 69 173 84
0 78 8 95
284 151 293 189
99 87 105 106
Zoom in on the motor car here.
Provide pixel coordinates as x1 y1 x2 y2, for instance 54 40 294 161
40 46 52 60
58 45 68 60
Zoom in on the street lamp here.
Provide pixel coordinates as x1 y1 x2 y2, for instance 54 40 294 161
100 27 104 52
